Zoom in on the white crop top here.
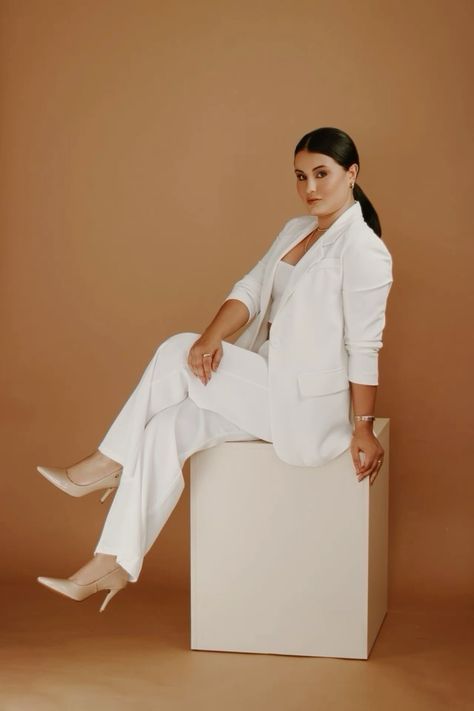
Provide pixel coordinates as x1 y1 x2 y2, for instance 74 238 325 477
268 260 294 323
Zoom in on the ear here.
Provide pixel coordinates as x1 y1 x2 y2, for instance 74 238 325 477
349 163 359 183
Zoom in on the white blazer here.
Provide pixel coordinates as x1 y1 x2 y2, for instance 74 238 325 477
222 200 394 467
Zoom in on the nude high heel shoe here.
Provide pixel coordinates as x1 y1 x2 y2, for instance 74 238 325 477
37 565 129 612
37 455 122 503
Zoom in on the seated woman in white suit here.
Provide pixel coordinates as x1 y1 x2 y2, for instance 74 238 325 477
36 126 394 612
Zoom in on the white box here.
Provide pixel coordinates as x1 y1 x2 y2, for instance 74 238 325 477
190 418 390 659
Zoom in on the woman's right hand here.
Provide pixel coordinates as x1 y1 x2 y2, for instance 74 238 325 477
187 333 224 386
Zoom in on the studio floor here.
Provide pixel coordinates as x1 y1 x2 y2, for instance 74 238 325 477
1 583 472 711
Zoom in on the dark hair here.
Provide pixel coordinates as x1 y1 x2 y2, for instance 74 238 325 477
294 127 382 237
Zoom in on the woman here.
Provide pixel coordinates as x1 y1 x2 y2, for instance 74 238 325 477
36 127 394 612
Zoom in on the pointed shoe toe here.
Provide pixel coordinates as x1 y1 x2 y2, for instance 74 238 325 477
36 466 71 492
37 575 81 600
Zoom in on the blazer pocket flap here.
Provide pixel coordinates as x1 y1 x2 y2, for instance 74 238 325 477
297 367 349 397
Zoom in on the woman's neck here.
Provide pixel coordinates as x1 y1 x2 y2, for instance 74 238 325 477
316 197 356 231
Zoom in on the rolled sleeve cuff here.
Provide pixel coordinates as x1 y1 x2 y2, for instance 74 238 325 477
347 352 379 385
223 289 256 324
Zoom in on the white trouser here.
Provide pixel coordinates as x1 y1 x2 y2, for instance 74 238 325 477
94 332 272 582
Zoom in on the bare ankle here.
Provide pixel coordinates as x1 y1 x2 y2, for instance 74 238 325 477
70 553 119 584
95 450 121 468
67 451 122 485
94 553 117 564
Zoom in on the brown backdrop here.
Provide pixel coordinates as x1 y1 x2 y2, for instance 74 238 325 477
1 0 472 610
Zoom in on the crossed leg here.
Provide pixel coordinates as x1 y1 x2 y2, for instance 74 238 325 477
71 332 272 584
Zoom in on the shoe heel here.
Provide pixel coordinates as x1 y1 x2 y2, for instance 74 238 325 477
100 487 114 504
99 587 121 612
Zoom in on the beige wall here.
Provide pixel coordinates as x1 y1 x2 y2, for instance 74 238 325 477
1 0 472 609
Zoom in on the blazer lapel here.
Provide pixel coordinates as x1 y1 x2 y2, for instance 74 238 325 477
259 218 315 316
263 200 363 318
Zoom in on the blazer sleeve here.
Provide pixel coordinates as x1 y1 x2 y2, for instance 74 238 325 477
222 217 298 326
341 233 394 385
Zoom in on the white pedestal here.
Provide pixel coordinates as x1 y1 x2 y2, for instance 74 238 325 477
190 418 390 659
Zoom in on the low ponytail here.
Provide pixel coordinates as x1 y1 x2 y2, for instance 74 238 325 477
294 127 382 238
353 183 381 237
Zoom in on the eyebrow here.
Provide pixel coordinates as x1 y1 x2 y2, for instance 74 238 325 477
294 164 328 173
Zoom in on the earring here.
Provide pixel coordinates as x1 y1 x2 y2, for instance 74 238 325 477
350 183 354 189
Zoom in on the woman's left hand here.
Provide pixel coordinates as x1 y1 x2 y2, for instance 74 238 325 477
350 429 385 485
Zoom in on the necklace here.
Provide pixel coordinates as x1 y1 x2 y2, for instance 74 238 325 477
303 224 330 254
304 202 356 254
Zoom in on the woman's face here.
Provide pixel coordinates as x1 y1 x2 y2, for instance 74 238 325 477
294 150 358 218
